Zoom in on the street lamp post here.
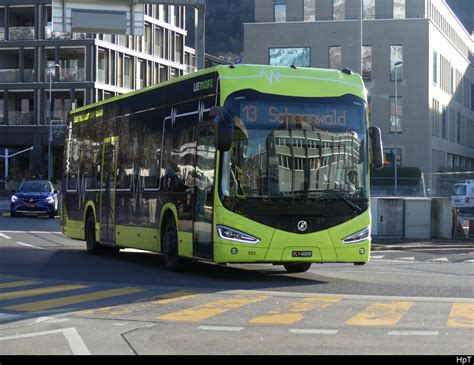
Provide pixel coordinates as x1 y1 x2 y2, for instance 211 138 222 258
393 60 403 196
48 63 60 181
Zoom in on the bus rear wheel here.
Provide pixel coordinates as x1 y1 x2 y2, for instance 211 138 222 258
162 218 184 271
283 263 312 273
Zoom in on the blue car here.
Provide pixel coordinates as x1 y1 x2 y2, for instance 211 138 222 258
10 180 59 219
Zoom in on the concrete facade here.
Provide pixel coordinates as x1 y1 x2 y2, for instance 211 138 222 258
0 0 225 187
244 0 474 177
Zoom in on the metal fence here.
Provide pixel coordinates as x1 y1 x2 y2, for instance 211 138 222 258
420 172 474 198
371 171 474 198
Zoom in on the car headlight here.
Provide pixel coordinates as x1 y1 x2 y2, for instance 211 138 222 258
217 225 260 244
46 196 55 204
11 195 18 203
342 227 371 244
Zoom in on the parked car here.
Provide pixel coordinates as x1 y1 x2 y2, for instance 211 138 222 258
10 180 59 218
452 180 474 217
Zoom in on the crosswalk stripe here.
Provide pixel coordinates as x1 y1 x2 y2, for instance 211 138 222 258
0 285 89 301
447 303 474 328
153 291 202 305
158 295 269 322
0 281 41 289
346 301 415 326
2 287 145 312
249 296 342 325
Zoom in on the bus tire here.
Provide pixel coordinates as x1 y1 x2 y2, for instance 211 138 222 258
85 214 103 255
283 263 312 273
162 218 184 271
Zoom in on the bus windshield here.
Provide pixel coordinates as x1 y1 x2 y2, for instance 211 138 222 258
220 91 368 215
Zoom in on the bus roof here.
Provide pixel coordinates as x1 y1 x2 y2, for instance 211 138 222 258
70 64 366 116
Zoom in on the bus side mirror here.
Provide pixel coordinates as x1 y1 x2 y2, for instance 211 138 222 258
369 126 384 170
210 106 234 151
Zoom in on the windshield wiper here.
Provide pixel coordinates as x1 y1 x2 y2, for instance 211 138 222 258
305 190 363 214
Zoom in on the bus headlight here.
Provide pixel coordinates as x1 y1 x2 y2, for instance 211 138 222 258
217 225 260 244
342 227 370 244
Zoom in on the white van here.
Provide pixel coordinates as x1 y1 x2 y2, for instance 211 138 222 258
452 180 474 216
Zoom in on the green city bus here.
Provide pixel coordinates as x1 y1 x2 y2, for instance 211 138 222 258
62 64 383 273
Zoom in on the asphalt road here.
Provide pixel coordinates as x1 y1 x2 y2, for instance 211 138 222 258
0 216 473 355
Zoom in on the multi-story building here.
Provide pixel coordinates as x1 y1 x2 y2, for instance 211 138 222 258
244 0 474 183
0 1 225 188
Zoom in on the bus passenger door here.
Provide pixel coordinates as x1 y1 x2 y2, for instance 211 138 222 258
193 123 216 260
100 137 118 244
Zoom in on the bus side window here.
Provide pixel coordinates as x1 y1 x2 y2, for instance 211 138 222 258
142 111 161 190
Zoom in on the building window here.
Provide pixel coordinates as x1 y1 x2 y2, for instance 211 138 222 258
0 92 4 125
274 0 286 22
390 45 403 81
363 0 375 20
98 48 108 84
389 96 403 133
450 66 455 95
333 0 345 20
0 7 4 41
304 0 316 21
362 46 372 80
393 0 406 19
432 50 438 85
329 46 342 70
441 106 447 140
269 47 311 67
124 56 132 89
8 6 35 40
471 83 474 111
457 112 461 144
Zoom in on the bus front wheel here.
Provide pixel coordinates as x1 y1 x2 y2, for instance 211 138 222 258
283 263 312 273
162 218 184 271
85 214 103 255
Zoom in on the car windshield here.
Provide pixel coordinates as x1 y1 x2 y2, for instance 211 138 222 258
220 91 368 210
18 181 51 193
452 185 467 196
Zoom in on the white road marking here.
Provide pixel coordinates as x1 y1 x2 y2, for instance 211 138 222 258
463 259 474 263
429 257 450 263
0 233 12 240
370 255 385 259
0 327 91 355
198 326 244 332
387 331 439 336
290 329 338 335
396 257 416 261
15 241 54 251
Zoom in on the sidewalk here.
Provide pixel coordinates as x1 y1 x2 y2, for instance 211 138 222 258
371 237 474 251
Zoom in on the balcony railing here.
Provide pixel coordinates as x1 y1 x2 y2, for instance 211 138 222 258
8 112 34 125
0 28 4 41
47 68 85 82
0 69 20 83
9 26 35 40
45 26 87 40
23 69 35 82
